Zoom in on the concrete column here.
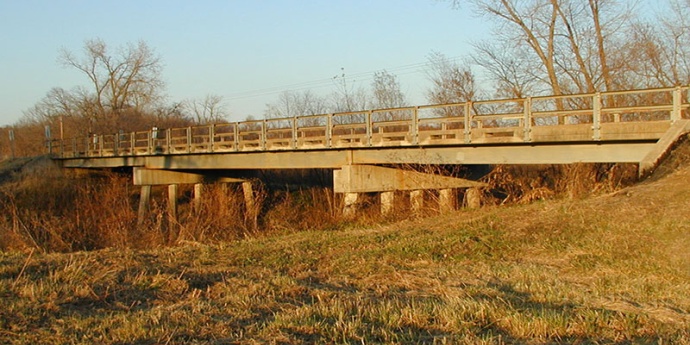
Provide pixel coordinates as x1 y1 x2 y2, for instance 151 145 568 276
380 191 395 216
167 184 179 244
242 181 254 211
410 190 424 214
343 192 359 218
193 183 203 212
137 185 152 226
439 189 455 213
168 184 179 223
464 188 482 209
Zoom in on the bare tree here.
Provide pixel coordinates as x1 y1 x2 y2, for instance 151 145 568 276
624 0 690 88
264 90 329 119
426 52 481 104
371 70 407 109
460 0 633 97
59 39 164 131
331 68 370 113
188 94 229 124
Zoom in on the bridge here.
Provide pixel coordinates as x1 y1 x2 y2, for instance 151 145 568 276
53 86 690 219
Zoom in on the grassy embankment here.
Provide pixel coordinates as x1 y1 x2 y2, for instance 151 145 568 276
1 146 689 343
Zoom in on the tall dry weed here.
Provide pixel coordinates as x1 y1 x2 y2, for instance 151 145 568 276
481 163 637 204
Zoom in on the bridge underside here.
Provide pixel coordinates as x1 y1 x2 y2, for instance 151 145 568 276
60 141 657 170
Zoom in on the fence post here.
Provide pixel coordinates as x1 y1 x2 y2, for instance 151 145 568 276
523 97 532 142
592 92 602 141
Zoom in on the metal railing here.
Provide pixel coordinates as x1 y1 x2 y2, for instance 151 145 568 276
51 86 690 159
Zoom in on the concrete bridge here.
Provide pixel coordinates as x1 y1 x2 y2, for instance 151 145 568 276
52 86 690 219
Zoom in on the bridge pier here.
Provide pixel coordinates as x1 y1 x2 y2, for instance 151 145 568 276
334 165 485 218
133 168 249 228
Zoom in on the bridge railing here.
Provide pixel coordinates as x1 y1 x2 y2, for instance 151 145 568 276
52 86 690 158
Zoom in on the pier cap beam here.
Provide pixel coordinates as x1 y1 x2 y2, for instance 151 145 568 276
333 165 485 193
133 167 246 186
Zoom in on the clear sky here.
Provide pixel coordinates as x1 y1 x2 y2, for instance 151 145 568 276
0 0 492 126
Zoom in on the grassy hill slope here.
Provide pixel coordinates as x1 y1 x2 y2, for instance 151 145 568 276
1 150 690 343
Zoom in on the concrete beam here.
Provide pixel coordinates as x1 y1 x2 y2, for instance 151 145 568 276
133 167 246 185
334 165 484 193
59 141 658 170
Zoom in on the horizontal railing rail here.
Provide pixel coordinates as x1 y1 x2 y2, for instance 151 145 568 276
51 86 690 158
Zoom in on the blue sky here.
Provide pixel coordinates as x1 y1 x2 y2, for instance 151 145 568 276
0 0 492 126
1 1 656 127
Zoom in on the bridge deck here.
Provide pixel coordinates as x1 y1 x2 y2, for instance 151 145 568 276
54 87 690 171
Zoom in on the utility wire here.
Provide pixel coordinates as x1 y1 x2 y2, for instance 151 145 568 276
223 56 464 101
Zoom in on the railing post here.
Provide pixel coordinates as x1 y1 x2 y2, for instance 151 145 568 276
166 128 172 154
261 120 267 150
592 92 602 141
113 132 119 156
412 106 419 145
186 127 192 153
672 86 682 122
464 101 472 144
233 123 240 151
292 117 298 149
523 97 532 142
130 132 135 155
327 113 333 148
366 110 372 147
147 131 153 154
209 124 215 152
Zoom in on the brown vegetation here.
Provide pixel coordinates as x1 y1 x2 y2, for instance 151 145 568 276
0 144 689 343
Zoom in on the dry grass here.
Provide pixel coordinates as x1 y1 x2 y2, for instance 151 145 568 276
1 153 690 343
